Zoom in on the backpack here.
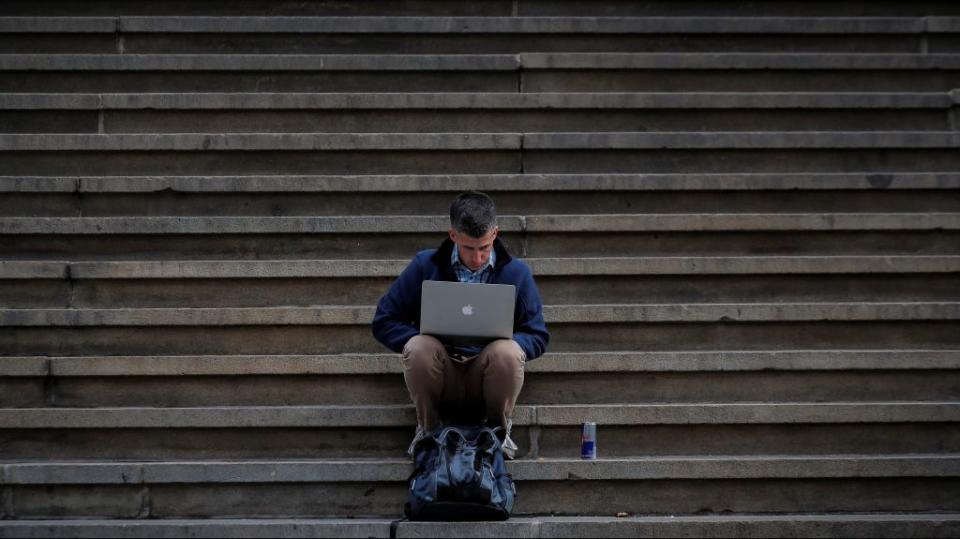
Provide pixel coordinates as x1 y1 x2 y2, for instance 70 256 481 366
404 425 516 521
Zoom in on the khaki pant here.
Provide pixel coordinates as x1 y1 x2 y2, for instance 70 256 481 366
402 334 525 432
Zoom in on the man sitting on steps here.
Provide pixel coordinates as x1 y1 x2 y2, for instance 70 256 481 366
372 191 550 459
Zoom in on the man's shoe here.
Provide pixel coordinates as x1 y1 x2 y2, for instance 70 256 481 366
501 432 518 460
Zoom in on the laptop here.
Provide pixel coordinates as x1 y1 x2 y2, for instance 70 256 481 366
420 280 516 347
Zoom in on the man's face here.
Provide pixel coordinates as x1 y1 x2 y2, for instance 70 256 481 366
449 227 498 272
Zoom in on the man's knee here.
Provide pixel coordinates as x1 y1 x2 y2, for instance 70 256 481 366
483 339 526 374
402 334 445 371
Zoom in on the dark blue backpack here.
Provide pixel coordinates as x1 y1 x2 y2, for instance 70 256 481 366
404 425 516 521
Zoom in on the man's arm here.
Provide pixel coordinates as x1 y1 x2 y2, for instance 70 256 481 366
372 255 424 353
512 264 550 361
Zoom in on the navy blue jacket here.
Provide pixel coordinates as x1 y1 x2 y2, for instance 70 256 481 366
372 238 549 360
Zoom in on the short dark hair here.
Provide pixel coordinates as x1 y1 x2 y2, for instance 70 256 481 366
450 191 497 238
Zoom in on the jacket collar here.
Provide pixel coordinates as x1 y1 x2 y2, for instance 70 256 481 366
431 236 513 275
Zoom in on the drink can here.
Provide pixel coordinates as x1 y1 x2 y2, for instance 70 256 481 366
580 422 597 460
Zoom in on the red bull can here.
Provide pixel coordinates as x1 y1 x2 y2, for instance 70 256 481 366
580 422 597 460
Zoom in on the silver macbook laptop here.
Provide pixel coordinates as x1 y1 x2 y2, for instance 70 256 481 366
420 280 516 347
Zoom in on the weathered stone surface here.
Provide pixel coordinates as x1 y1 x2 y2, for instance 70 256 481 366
0 92 952 110
4 515 960 539
542 302 960 323
0 427 417 461
3 172 957 193
517 1 960 17
0 94 101 109
535 423 960 459
140 461 412 484
1 402 955 429
397 519 540 539
524 131 960 149
7 52 955 72
5 319 956 357
1 213 955 235
0 356 47 376
8 485 144 519
67 259 408 278
72 16 957 34
0 71 518 94
0 54 519 71
0 261 67 279
507 455 960 480
523 70 960 94
7 350 954 378
534 402 960 425
46 354 402 376
5 187 959 216
0 17 115 32
525 213 960 231
0 519 394 538
48 256 960 279
2 132 958 151
8 366 954 408
11 270 946 308
0 1 516 17
0 405 420 428
0 133 521 151
5 455 959 485
5 464 144 485
519 52 960 69
87 91 960 109
533 514 960 539
1 423 955 462
0 215 522 234
529 255 960 275
0 306 374 326
1 302 956 327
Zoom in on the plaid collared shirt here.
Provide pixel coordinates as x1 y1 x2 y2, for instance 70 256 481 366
451 244 496 283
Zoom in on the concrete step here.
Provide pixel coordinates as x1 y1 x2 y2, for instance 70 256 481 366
3 268 958 309
3 92 955 133
2 416 957 461
1 0 960 18
3 17 959 54
5 256 959 277
6 350 958 377
4 132 959 151
2 132 958 176
5 363 958 409
2 53 960 92
2 306 956 356
0 1 518 17
1 302 957 326
3 402 957 428
4 257 957 308
2 228 954 261
4 350 959 411
519 1 960 18
5 455 957 482
5 172 958 193
4 190 957 216
0 213 955 261
3 515 960 539
2 422 957 461
1 213 956 234
5 91 956 110
1 456 958 517
7 16 959 34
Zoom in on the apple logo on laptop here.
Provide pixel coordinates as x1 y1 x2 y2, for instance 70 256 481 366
462 304 474 316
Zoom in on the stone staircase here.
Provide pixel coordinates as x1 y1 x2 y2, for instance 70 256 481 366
1 1 959 537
